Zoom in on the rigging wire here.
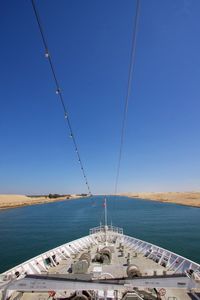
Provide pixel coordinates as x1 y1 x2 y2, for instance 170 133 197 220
31 0 92 196
114 0 141 195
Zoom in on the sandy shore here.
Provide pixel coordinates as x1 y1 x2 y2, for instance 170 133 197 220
0 194 82 210
122 192 200 208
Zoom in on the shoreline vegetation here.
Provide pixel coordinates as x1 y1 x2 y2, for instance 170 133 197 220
0 194 88 210
1 192 200 210
122 192 200 208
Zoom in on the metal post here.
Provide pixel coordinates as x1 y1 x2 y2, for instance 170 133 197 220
104 197 108 245
104 197 107 227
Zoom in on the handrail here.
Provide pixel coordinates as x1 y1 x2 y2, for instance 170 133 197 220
89 225 123 235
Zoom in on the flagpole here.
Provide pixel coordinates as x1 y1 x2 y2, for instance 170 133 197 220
104 197 108 245
104 197 107 227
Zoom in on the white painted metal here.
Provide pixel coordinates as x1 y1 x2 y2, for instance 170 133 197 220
2 275 199 292
0 225 200 297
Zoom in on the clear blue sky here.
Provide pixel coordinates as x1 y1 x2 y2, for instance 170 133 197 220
0 0 200 195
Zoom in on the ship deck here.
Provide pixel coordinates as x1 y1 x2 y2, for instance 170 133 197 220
1 226 200 300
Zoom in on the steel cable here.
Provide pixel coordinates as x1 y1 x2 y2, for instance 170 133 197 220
31 0 92 196
114 0 141 195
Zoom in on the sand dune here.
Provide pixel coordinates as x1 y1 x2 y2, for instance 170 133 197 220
2 192 200 210
0 194 80 210
122 192 200 208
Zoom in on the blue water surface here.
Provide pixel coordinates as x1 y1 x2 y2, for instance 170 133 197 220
0 196 199 272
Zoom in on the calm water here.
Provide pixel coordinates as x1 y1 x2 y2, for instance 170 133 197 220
0 196 200 273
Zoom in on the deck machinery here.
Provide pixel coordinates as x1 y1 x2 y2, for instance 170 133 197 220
0 224 200 300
